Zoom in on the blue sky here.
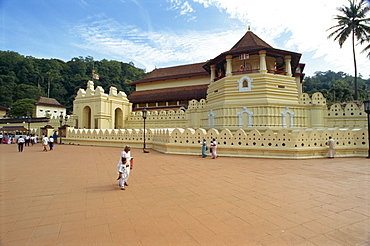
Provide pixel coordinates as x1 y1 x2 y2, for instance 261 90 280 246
1 0 370 78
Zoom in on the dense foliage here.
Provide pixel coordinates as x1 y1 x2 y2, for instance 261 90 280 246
303 70 370 105
0 51 146 116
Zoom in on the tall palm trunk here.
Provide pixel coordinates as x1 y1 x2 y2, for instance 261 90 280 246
352 30 358 100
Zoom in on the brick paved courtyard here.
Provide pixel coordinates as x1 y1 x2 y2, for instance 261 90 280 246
0 143 369 245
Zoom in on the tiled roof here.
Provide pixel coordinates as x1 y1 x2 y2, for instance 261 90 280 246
129 62 209 85
230 30 272 52
0 106 9 111
128 84 208 103
35 97 68 108
0 126 28 132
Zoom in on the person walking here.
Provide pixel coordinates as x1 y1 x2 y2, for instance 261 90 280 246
0 133 3 144
326 136 335 158
117 146 134 190
17 136 25 152
200 139 207 158
49 136 54 150
30 135 35 146
210 138 218 159
24 134 30 146
42 135 49 152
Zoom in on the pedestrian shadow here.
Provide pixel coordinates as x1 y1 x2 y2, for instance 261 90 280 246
86 183 121 192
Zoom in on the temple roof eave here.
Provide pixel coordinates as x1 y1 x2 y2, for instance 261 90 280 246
128 84 208 103
129 62 208 86
129 71 209 85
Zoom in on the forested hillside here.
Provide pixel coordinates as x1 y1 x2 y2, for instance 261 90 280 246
1 50 369 117
303 70 370 105
0 51 146 114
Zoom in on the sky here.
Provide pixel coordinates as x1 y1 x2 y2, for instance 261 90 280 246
1 0 370 78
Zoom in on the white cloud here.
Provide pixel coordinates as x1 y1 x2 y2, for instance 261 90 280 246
72 17 243 71
167 0 196 21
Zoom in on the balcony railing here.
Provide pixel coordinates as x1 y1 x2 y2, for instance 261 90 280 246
213 69 288 82
214 74 225 82
232 69 259 75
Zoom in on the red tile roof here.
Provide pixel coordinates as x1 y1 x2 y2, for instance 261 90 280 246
231 30 273 52
129 62 209 85
128 84 208 103
35 97 68 108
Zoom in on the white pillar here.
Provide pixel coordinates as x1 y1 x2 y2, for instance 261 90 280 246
226 55 233 76
259 50 267 73
285 55 292 76
210 65 216 82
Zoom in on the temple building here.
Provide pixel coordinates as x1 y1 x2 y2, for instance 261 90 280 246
5 28 365 158
71 28 366 135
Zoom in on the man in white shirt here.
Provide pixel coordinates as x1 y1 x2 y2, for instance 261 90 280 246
17 136 25 152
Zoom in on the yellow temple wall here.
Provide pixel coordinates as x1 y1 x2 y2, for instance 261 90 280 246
64 127 368 159
125 110 188 129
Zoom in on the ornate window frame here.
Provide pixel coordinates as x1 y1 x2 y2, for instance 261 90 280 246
237 107 253 127
237 76 253 92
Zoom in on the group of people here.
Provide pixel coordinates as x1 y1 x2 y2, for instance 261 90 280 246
200 138 218 159
15 134 39 152
13 134 55 152
41 135 55 152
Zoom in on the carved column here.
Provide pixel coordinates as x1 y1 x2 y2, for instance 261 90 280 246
259 50 267 73
226 55 233 76
210 65 216 82
285 55 292 76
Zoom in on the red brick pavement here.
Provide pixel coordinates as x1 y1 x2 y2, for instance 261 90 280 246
0 143 369 246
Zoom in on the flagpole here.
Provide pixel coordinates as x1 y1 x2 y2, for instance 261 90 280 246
92 60 94 81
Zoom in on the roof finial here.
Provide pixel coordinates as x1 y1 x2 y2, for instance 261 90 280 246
248 25 251 31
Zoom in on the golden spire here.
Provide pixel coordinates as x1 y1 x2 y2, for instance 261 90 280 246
248 25 251 31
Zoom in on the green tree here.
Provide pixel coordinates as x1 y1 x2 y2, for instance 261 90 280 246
9 98 36 117
327 0 370 100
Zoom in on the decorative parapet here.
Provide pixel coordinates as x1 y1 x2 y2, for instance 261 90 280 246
311 92 326 105
65 127 368 159
327 102 366 128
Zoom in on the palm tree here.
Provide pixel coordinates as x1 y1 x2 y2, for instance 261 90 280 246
327 0 370 100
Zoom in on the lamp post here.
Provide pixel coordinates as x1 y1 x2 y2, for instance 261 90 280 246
363 99 370 158
59 113 63 144
142 108 147 150
26 112 31 134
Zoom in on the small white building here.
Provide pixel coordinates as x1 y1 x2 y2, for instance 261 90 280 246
34 97 67 118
